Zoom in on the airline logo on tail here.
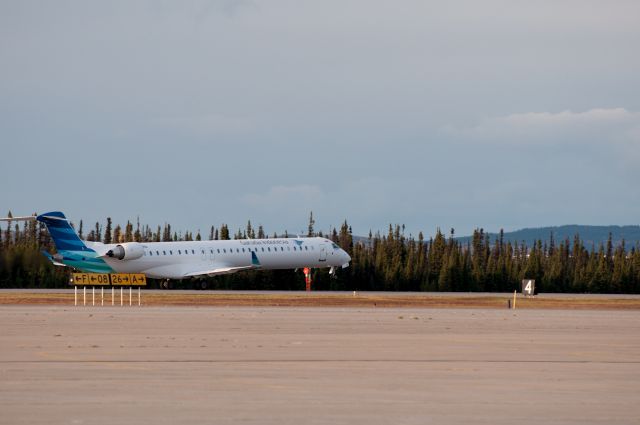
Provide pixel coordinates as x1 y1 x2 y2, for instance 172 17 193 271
36 212 114 273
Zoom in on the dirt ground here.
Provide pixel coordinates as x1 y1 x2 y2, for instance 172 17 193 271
1 290 639 309
1 305 639 424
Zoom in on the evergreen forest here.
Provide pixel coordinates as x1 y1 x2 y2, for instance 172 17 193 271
1 212 639 293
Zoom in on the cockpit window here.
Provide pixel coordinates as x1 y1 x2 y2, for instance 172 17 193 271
332 243 340 250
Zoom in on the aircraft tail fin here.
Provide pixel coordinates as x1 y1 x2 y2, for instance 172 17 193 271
36 211 92 252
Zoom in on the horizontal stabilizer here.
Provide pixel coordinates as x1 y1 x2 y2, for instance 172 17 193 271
0 215 36 222
41 250 66 267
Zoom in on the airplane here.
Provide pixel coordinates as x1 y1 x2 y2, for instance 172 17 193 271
0 212 351 283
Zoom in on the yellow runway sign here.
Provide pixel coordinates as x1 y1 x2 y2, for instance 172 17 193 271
72 273 110 286
71 273 147 286
110 274 131 286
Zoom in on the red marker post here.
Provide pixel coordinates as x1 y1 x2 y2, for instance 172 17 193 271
303 267 311 292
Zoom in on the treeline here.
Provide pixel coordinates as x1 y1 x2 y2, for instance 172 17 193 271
346 225 640 294
1 212 640 293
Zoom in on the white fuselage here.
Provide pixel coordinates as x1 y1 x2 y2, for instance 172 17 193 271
95 237 350 279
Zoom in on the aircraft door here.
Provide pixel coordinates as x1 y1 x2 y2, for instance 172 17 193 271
201 248 215 266
319 244 327 262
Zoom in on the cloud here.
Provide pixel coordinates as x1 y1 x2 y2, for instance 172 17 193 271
444 108 640 149
241 185 325 211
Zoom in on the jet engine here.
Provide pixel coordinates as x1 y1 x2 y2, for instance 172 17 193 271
106 242 145 260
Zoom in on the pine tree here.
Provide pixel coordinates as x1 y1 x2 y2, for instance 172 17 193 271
124 221 133 242
113 225 122 244
104 218 112 244
307 211 315 237
220 225 230 240
134 217 142 242
95 222 102 243
162 224 172 242
4 211 12 247
338 220 353 254
27 215 37 246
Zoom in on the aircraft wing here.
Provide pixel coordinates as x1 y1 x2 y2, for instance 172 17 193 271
183 251 262 278
183 264 260 277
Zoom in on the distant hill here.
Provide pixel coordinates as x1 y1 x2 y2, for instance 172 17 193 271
454 225 640 249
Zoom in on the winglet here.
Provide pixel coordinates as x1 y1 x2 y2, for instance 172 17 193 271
251 251 261 266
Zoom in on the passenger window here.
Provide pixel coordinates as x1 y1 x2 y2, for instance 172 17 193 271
261 247 265 252
149 251 152 256
242 248 245 252
305 246 308 250
191 250 195 254
223 249 226 253
163 251 166 255
178 250 181 254
170 250 173 255
156 251 160 255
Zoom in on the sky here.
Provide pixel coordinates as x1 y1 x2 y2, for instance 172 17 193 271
1 0 639 238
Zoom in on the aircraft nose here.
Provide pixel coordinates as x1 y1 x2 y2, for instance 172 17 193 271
342 249 351 263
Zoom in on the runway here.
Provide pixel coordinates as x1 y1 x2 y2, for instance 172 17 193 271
1 306 639 424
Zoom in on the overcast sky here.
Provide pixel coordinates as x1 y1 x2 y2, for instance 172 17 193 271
1 0 639 238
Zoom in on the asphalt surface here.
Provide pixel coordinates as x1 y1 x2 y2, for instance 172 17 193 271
1 306 639 424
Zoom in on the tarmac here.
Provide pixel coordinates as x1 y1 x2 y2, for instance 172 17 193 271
1 305 639 424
